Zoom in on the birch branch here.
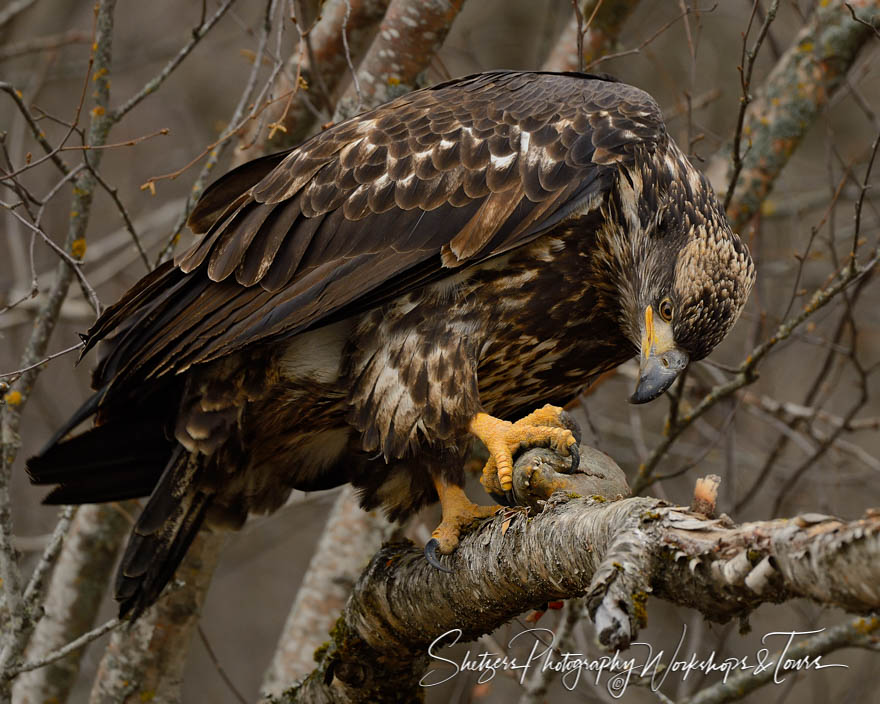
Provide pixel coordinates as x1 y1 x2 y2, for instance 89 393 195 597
279 446 880 703
715 0 880 229
332 0 467 122
87 532 225 704
542 0 642 72
248 0 391 155
260 487 393 698
11 503 136 704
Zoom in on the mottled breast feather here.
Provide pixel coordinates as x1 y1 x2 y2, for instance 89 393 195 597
85 71 668 388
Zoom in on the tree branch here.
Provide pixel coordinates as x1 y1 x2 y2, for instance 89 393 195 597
88 532 225 704
680 616 880 704
260 487 393 698
0 3 117 697
0 0 37 32
276 445 880 702
0 30 90 63
542 0 641 72
263 0 391 151
332 0 466 122
10 503 136 704
718 0 879 229
108 0 238 124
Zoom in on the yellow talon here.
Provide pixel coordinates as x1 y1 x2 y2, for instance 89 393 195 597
430 480 500 554
470 405 577 493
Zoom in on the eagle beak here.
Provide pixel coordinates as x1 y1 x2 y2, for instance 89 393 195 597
629 305 689 404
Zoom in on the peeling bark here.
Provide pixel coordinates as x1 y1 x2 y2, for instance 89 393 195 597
278 446 880 703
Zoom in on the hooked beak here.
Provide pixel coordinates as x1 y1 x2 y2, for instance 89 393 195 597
629 305 689 404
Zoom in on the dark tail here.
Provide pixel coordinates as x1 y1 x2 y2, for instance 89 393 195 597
27 409 174 505
27 382 211 618
114 446 211 617
27 374 181 504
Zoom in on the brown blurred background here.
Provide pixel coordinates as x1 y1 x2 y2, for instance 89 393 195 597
2 1 879 702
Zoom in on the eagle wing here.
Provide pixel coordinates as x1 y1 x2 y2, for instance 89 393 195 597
87 71 666 387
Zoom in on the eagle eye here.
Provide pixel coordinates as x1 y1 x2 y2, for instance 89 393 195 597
658 298 674 322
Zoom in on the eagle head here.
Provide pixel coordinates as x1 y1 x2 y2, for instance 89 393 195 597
628 199 755 404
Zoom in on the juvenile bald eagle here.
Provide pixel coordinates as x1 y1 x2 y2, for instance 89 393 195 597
28 71 754 616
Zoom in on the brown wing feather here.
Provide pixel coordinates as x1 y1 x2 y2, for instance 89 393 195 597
87 71 667 388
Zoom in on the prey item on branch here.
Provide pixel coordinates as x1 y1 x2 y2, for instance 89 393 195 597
27 71 755 617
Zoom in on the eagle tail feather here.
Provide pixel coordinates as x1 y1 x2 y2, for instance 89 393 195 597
115 446 211 618
27 419 175 505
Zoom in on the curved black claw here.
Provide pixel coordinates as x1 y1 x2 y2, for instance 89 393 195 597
505 489 516 506
568 442 580 474
424 538 453 573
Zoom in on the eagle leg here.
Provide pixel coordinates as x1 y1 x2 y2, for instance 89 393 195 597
472 404 579 495
425 480 500 571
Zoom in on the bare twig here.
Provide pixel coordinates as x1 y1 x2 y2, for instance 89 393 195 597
109 0 238 123
2 619 121 680
0 29 91 61
154 0 281 264
20 507 75 624
543 0 641 72
734 271 873 514
50 127 170 153
0 343 83 382
583 4 702 71
724 0 779 211
198 627 249 704
84 164 150 271
0 30 90 62
340 0 363 112
0 82 71 178
1 204 101 313
0 4 100 184
850 129 880 269
680 616 880 704
572 0 585 72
